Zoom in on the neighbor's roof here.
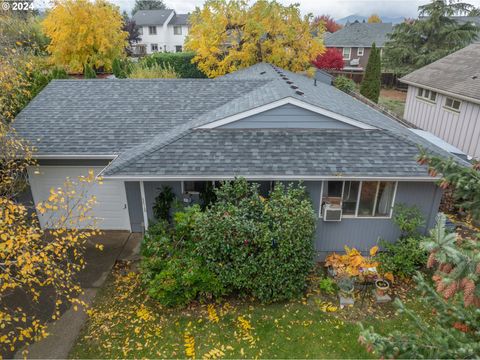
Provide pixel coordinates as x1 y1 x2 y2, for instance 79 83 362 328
324 22 393 47
13 63 466 179
400 43 480 103
168 13 189 26
132 9 173 26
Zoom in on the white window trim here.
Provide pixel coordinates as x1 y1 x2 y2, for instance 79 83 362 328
197 97 376 130
357 47 364 56
342 47 351 60
444 97 462 113
319 180 398 219
148 26 157 35
416 88 437 104
173 25 182 35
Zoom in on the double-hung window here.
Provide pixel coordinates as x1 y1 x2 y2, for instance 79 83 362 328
357 47 364 56
148 26 157 35
321 180 397 218
342 47 351 60
417 88 437 102
173 25 182 35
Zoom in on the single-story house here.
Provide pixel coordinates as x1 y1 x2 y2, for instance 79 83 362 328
401 43 480 160
324 22 393 71
13 63 466 257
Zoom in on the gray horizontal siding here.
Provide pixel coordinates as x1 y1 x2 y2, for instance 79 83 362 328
219 104 356 129
138 180 441 259
305 181 441 258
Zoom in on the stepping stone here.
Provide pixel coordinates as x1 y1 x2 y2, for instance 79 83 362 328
373 290 392 303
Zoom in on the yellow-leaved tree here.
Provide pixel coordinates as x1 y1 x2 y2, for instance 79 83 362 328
0 123 100 357
185 0 324 78
42 0 128 73
367 14 382 23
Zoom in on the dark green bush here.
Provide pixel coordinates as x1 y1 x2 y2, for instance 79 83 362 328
83 64 96 79
377 237 428 277
393 203 425 238
193 179 316 303
146 256 223 307
112 58 133 78
141 206 222 307
153 185 175 223
141 52 206 78
333 75 356 93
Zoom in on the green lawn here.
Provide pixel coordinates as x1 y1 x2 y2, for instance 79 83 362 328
378 97 406 119
70 267 427 359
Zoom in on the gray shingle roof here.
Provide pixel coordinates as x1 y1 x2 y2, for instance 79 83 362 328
132 9 173 26
111 129 429 177
13 79 268 155
13 62 467 178
169 13 189 26
324 22 393 47
400 44 480 103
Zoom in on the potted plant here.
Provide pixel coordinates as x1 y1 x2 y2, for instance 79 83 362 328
375 279 390 297
337 276 355 296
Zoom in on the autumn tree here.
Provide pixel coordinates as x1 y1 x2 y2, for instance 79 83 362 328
312 14 342 33
132 0 166 14
383 0 479 75
360 42 381 103
367 14 382 23
186 0 324 78
42 0 128 73
312 48 344 70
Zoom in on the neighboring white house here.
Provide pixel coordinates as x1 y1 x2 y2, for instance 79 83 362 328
132 9 189 55
401 43 480 160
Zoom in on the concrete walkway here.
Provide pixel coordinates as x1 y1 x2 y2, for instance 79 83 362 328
14 231 142 359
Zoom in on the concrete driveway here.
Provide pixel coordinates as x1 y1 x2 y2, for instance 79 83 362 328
13 231 142 359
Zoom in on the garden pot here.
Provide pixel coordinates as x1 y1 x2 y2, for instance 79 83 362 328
375 279 389 296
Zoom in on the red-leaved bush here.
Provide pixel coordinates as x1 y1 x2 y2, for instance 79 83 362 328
312 48 344 70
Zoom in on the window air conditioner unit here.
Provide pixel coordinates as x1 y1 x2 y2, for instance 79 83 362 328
323 204 342 221
350 58 360 66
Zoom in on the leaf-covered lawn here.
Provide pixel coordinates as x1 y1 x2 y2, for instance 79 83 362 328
70 265 427 359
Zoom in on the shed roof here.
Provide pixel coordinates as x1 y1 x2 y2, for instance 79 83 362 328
400 43 480 103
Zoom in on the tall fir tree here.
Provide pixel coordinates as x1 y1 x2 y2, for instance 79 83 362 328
360 42 381 103
132 0 166 15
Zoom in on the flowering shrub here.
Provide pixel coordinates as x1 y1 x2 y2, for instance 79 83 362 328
193 179 316 303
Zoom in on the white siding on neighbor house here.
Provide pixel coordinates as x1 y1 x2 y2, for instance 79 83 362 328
404 85 480 159
137 21 189 54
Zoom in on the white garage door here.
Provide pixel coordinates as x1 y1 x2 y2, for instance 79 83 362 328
27 166 131 230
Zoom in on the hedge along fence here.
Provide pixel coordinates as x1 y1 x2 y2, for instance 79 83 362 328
141 52 207 78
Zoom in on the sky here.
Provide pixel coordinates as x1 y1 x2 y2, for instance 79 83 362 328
34 0 480 19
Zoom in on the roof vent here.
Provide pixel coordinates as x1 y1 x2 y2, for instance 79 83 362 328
286 81 293 84
290 85 298 89
295 90 304 96
472 75 478 79
260 71 266 75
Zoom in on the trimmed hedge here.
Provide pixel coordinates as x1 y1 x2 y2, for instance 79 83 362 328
141 52 206 78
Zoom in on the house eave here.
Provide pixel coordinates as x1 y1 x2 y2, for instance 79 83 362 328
400 79 480 106
33 154 117 159
100 174 439 182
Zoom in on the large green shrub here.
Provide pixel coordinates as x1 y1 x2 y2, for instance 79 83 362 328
153 185 176 222
360 42 381 103
193 179 316 302
140 206 223 307
141 52 206 78
377 237 428 278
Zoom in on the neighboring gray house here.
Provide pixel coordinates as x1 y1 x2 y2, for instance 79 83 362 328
401 43 480 160
324 22 393 71
14 63 465 257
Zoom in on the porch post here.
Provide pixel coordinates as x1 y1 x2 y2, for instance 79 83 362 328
140 180 149 230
